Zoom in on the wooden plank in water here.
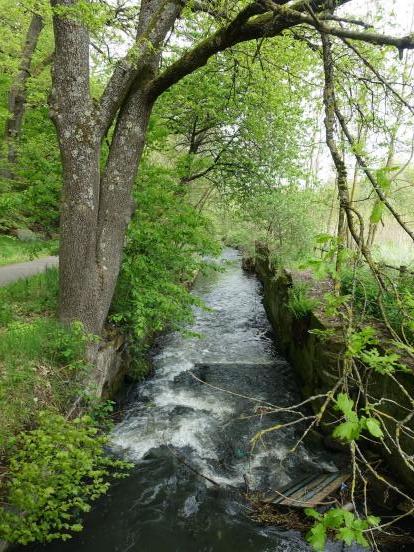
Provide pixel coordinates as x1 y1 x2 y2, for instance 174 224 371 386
264 472 350 508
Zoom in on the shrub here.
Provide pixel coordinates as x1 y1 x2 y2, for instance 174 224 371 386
287 283 319 319
0 411 131 544
305 507 380 551
111 164 220 344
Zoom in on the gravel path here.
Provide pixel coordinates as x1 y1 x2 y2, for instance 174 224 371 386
0 256 59 287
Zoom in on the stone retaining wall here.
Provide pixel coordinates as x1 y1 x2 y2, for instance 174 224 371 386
253 245 414 492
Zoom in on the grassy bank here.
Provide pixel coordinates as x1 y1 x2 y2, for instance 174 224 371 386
0 235 58 266
0 268 87 450
0 270 130 545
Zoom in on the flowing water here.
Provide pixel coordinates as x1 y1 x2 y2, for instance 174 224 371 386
29 249 364 552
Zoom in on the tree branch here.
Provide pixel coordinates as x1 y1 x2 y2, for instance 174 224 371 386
320 25 384 287
322 14 372 29
264 2 414 51
148 0 414 100
149 0 353 99
340 37 414 115
97 0 182 138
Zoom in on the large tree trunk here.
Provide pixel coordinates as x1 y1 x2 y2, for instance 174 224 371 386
51 0 179 335
94 91 153 331
51 4 101 333
1 14 44 179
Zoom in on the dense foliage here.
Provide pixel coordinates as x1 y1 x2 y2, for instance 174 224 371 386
111 160 220 344
0 80 61 235
0 412 130 544
1 0 414 549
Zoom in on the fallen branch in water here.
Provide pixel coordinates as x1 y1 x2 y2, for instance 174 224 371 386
189 370 328 414
166 445 221 487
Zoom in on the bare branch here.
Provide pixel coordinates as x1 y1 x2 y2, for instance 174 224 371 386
341 37 414 115
322 14 372 29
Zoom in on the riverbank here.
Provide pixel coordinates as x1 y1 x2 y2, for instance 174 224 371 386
251 243 414 504
0 269 139 549
18 248 347 552
0 248 210 548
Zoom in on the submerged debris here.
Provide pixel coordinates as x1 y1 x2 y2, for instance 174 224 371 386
262 472 350 509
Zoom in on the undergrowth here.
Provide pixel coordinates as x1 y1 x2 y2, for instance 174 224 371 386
110 165 220 377
0 317 92 451
0 411 131 545
287 282 319 319
0 267 97 452
0 269 130 545
340 265 414 342
0 235 58 266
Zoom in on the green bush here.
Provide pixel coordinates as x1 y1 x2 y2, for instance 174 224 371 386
0 411 131 544
305 506 379 551
0 73 61 235
111 164 220 343
287 283 319 319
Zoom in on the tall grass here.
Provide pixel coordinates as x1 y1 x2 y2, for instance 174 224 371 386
0 269 90 455
0 235 58 266
0 267 58 326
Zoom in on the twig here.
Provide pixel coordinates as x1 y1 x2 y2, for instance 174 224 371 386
166 445 222 487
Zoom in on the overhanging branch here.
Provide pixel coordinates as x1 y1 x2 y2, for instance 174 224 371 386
149 0 414 99
264 1 414 50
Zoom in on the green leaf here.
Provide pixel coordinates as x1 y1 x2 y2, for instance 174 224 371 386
360 348 401 375
338 526 357 545
376 168 392 192
323 508 345 528
333 420 361 442
306 523 327 551
367 515 380 526
370 201 384 224
366 418 383 438
347 327 378 357
342 510 355 527
305 507 321 520
335 393 354 417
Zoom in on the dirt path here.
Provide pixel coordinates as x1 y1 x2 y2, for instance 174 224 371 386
0 256 58 286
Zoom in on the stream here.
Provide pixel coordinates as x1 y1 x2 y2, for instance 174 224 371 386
29 248 365 552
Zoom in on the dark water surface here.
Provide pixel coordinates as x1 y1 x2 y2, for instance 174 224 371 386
27 249 364 552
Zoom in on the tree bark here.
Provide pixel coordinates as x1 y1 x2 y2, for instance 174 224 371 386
321 30 384 289
51 0 180 334
1 13 44 179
